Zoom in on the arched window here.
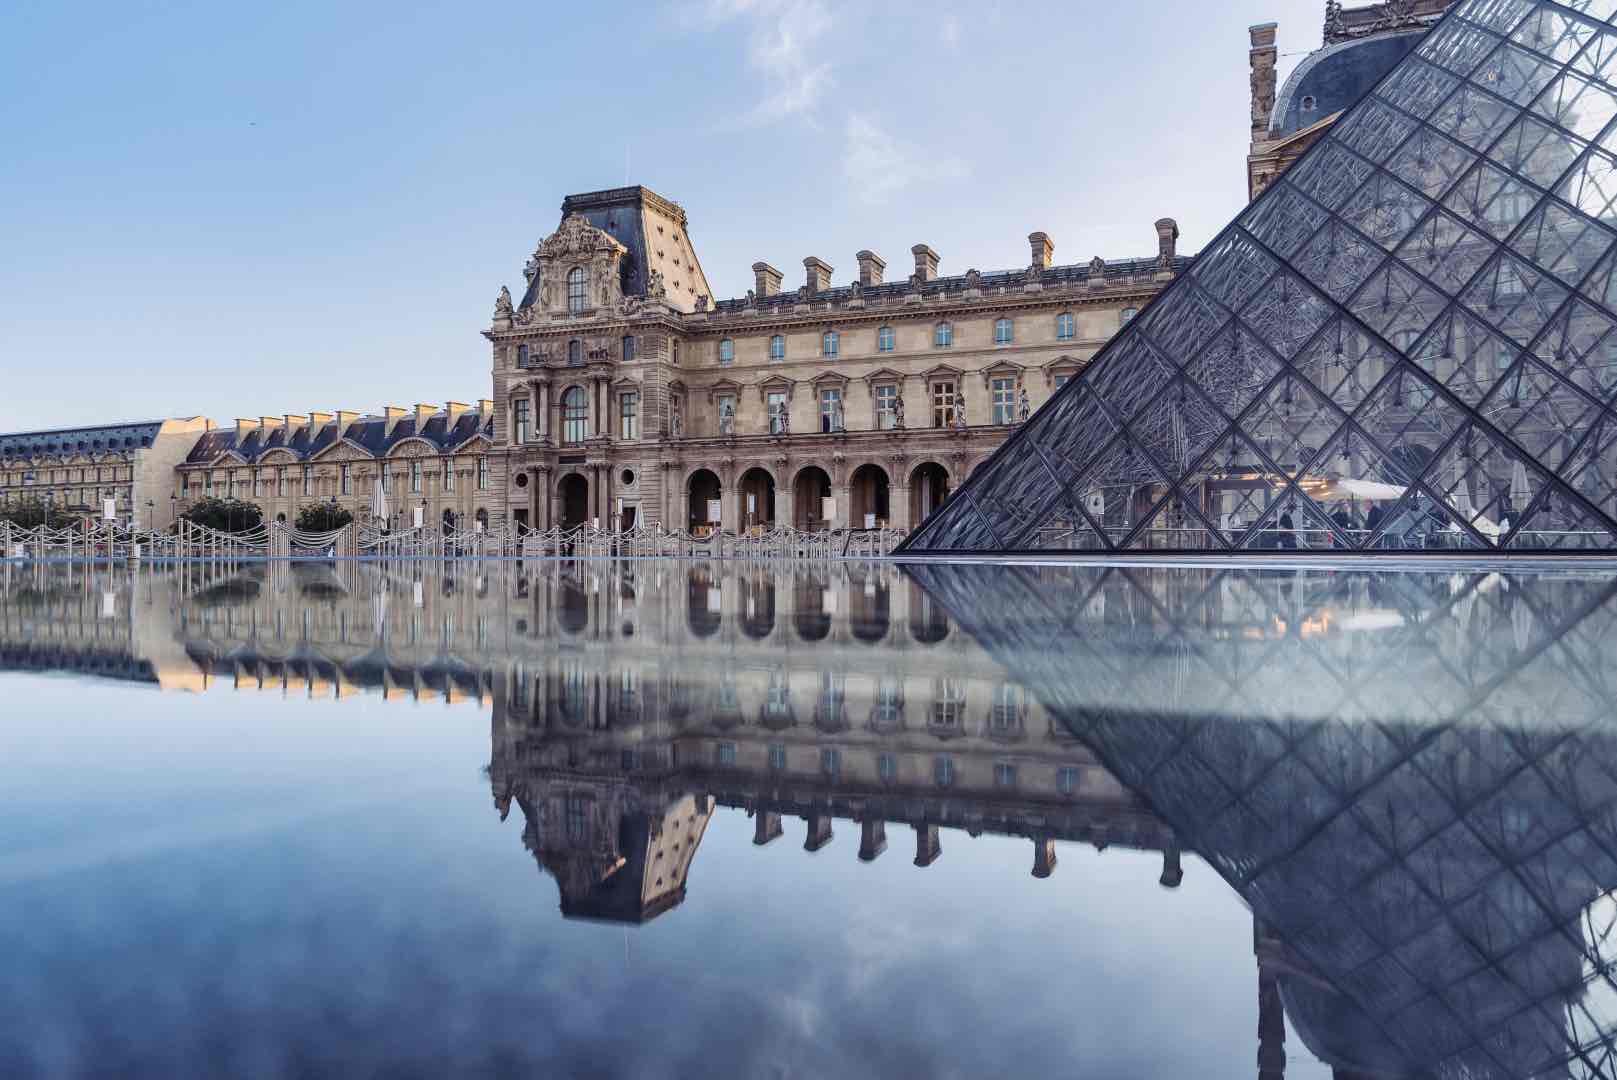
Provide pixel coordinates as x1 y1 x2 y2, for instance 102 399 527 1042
1056 312 1075 340
1120 307 1139 325
561 386 589 444
568 339 583 366
770 334 786 361
994 318 1013 344
934 322 953 347
719 338 735 364
822 330 839 357
566 267 586 313
878 325 895 352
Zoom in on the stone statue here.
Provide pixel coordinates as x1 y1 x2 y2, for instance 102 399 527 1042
647 269 668 300
849 279 863 301
830 397 844 433
671 405 683 437
523 252 540 283
1323 0 1345 41
1019 384 1031 424
595 261 613 302
695 294 709 312
720 398 735 435
494 286 513 317
773 399 790 435
746 288 756 307
954 391 968 432
893 394 905 430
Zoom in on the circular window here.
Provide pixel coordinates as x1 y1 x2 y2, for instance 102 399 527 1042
620 469 636 486
514 472 529 488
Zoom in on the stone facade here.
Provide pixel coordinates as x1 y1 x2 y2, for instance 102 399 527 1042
488 186 1190 535
0 417 213 530
173 403 499 532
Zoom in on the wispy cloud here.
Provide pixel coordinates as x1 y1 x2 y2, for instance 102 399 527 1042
692 0 835 126
938 14 961 49
842 113 968 204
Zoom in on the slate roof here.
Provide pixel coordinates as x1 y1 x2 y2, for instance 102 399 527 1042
1271 30 1429 138
183 407 493 466
0 421 164 459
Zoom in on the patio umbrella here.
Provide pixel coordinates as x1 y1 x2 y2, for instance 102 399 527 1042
371 477 389 528
1510 459 1531 513
1318 476 1407 501
1449 459 1474 520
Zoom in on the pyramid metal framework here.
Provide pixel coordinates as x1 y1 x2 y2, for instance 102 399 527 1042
901 0 1617 555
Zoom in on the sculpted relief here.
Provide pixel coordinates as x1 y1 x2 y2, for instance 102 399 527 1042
516 213 629 318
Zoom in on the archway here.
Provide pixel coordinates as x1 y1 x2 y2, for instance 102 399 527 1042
559 473 590 529
849 570 890 643
850 464 891 529
910 462 950 528
909 582 950 644
687 571 721 638
794 573 832 642
793 466 832 531
738 467 776 532
688 469 722 533
739 572 776 640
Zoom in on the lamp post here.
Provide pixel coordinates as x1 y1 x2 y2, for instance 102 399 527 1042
146 499 154 532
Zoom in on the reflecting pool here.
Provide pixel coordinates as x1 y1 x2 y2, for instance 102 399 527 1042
4 559 1617 1077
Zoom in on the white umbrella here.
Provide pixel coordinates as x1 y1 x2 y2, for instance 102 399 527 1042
1449 459 1474 519
1318 476 1407 501
371 477 389 527
1510 459 1531 513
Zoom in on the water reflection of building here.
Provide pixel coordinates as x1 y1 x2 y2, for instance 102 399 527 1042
917 562 1617 1080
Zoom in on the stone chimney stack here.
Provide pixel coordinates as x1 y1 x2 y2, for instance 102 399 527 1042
283 414 308 434
856 250 886 286
803 257 833 294
911 244 940 282
308 411 335 432
444 401 470 424
234 418 260 433
477 398 493 414
258 416 285 432
413 403 437 429
1156 218 1180 262
753 261 783 297
1029 232 1054 270
383 406 408 437
1249 23 1279 139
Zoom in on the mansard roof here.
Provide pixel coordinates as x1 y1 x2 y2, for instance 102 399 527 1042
902 0 1617 557
182 407 493 466
0 420 164 459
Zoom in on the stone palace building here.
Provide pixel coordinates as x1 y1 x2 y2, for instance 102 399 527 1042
486 186 1189 535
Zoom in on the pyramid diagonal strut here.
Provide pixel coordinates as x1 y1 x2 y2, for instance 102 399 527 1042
899 0 1617 555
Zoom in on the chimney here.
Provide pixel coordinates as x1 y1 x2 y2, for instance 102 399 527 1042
856 250 886 286
753 261 783 297
234 418 260 432
307 411 335 434
1029 231 1054 270
1156 218 1180 262
1249 23 1279 139
477 398 493 414
803 257 833 294
283 414 308 434
257 416 285 431
414 403 438 429
383 406 408 437
333 411 359 436
444 401 471 424
912 244 939 282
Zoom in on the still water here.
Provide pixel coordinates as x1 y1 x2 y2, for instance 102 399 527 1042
2 559 1616 1078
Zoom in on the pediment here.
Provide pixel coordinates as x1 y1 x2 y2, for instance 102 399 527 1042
451 432 491 452
536 213 627 261
386 437 438 458
860 367 906 387
256 447 299 464
810 370 849 391
309 438 372 462
706 378 742 403
920 363 962 381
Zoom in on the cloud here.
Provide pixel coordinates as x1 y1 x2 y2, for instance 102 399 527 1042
691 0 835 126
842 113 969 204
939 13 961 49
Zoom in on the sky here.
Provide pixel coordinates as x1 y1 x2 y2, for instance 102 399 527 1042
0 0 1328 433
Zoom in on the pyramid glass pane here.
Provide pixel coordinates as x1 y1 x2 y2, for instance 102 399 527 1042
898 0 1617 555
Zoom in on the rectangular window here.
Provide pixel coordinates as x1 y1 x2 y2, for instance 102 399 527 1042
878 326 895 352
819 388 842 433
565 796 587 842
768 744 787 771
477 457 489 490
875 384 898 430
410 460 422 493
341 465 352 495
878 752 897 782
820 748 841 778
1058 766 1081 795
717 393 736 435
622 335 636 363
994 762 1018 788
932 381 956 428
992 377 1016 425
513 399 530 444
768 391 787 434
716 742 737 767
302 465 312 496
1053 373 1072 391
934 756 955 788
620 392 640 440
444 461 454 491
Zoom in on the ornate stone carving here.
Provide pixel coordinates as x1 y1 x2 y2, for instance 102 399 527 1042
893 394 906 430
694 294 709 312
647 270 668 300
495 286 513 317
1323 0 1344 41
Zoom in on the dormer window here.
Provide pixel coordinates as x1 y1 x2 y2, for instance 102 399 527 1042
1301 94 1317 113
567 267 586 313
822 330 840 358
1056 312 1076 340
719 338 734 364
934 322 954 347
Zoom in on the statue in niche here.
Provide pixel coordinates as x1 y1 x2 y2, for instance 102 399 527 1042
595 261 613 303
773 399 790 435
719 398 735 435
1019 383 1031 424
893 393 905 430
494 286 513 318
829 396 844 433
954 391 968 432
671 402 684 437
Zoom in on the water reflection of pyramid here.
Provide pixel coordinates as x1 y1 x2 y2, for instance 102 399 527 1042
902 0 1617 554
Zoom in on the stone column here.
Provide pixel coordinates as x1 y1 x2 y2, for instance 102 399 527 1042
804 814 834 852
913 824 941 867
720 465 739 534
858 819 887 862
537 382 551 442
753 811 783 846
1258 969 1286 1080
892 485 911 531
1160 844 1184 888
1032 837 1058 878
833 485 850 529
528 384 539 445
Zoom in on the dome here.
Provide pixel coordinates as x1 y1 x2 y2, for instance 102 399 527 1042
1270 30 1426 139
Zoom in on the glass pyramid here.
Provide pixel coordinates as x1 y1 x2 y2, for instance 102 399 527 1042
901 0 1617 555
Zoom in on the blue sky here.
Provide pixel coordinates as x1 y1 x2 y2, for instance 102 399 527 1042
1 0 1325 431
